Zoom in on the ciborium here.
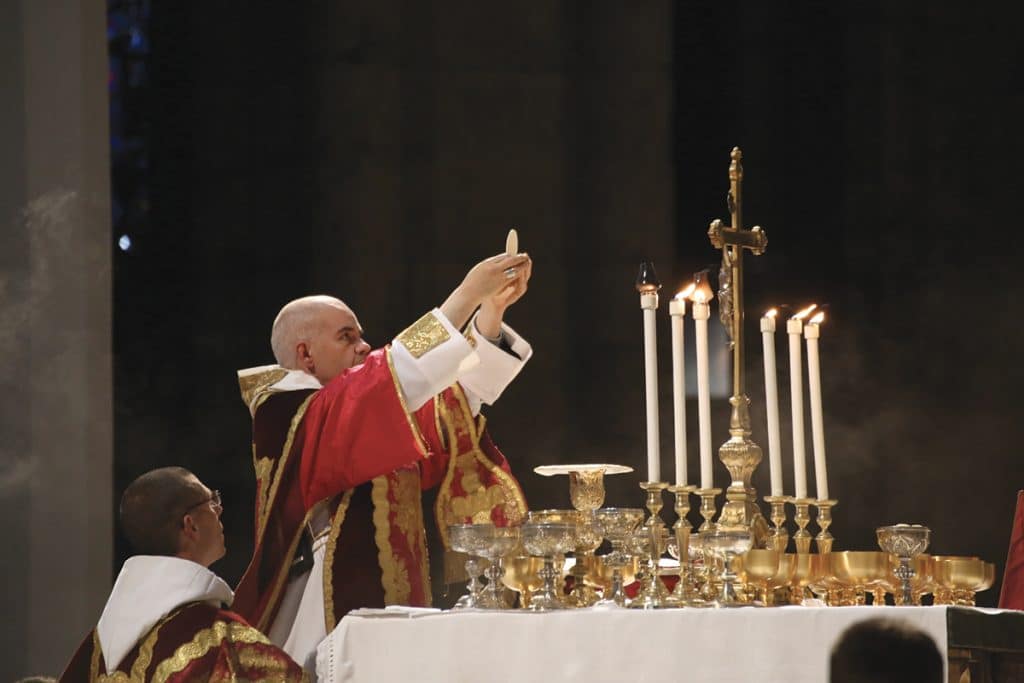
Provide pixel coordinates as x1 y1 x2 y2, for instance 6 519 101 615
520 521 578 611
703 527 753 606
877 524 930 606
592 508 645 607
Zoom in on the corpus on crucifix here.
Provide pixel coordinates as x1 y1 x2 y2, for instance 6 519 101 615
706 147 770 544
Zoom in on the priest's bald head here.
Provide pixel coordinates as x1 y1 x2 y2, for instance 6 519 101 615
119 467 226 568
270 295 372 385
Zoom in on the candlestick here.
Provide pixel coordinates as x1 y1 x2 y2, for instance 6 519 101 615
670 284 695 486
791 497 814 554
813 498 838 554
804 312 829 500
632 481 670 609
787 305 815 500
763 494 789 553
690 273 714 490
636 262 662 484
761 309 783 497
667 484 697 605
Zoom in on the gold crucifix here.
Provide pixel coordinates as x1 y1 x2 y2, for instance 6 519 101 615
706 147 769 540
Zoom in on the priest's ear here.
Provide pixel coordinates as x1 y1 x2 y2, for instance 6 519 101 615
296 341 315 374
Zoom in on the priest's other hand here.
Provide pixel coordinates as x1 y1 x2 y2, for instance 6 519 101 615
476 255 531 338
441 253 531 330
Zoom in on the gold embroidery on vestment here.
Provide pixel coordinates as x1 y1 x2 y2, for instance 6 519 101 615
238 368 289 410
256 393 316 543
92 607 178 682
385 347 428 457
323 489 354 633
257 507 314 634
396 312 450 358
150 620 268 683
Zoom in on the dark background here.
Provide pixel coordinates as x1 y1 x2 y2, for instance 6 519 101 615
113 1 1024 607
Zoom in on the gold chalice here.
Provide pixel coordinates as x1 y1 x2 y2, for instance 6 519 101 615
581 554 640 595
501 553 545 608
829 551 889 606
738 549 780 605
932 556 995 606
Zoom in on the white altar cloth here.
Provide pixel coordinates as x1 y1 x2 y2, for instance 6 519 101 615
316 605 956 683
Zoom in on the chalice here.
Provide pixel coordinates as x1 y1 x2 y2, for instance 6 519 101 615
520 521 578 611
447 523 492 609
703 527 753 606
876 524 930 606
591 507 645 608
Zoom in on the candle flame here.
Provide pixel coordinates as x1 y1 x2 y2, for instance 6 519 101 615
675 283 696 300
764 308 778 319
809 311 825 325
690 271 714 303
791 304 817 321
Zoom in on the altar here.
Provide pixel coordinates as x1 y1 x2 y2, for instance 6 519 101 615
315 605 1024 683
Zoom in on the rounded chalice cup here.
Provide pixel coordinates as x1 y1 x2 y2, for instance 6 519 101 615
448 523 492 609
703 527 753 607
932 556 995 606
877 524 930 606
501 550 545 608
830 551 890 606
476 525 521 609
520 521 578 611
591 507 645 608
738 549 781 605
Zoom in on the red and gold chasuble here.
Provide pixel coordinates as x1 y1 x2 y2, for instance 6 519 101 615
58 603 307 683
233 348 527 634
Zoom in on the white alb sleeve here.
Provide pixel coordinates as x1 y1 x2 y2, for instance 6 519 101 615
390 309 479 411
457 318 532 407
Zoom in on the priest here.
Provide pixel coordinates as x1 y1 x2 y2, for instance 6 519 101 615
233 251 534 672
59 467 307 682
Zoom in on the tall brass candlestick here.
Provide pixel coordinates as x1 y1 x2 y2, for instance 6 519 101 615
707 148 769 544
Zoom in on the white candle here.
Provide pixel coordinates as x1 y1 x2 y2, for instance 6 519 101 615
691 280 714 489
787 305 816 500
804 312 829 500
670 284 695 486
761 309 783 496
640 291 661 483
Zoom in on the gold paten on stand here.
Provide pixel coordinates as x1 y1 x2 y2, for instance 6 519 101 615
707 148 769 545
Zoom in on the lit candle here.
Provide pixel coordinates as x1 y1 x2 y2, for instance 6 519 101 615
804 311 829 500
787 305 816 500
690 273 715 489
670 283 696 486
635 262 662 483
761 309 783 496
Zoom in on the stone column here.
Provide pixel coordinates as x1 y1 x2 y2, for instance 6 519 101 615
0 0 113 678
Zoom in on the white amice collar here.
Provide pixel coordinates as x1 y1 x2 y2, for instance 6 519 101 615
96 556 234 674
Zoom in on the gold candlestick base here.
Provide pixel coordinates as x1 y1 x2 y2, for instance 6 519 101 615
763 495 790 553
813 499 838 554
666 484 697 606
791 497 815 555
694 487 722 533
631 481 669 609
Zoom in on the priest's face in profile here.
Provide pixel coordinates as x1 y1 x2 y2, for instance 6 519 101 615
301 301 371 383
181 477 226 567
